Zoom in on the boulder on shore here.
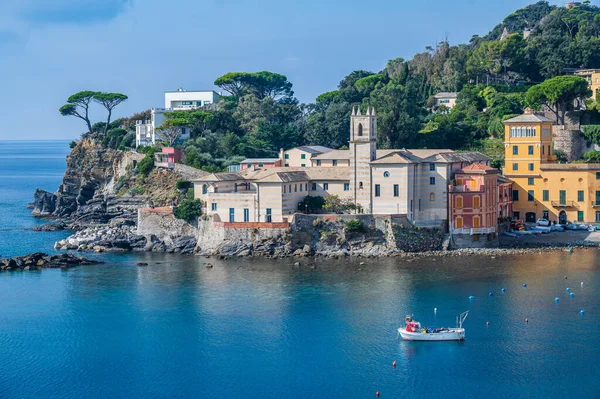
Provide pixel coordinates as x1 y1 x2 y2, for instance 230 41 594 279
33 222 67 232
0 252 103 271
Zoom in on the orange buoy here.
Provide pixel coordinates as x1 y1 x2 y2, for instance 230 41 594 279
376 392 380 397
392 361 397 368
526 318 529 323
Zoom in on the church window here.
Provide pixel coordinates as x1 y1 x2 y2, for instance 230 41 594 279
357 123 363 137
383 171 390 178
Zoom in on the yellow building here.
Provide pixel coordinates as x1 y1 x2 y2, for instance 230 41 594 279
504 109 600 224
570 68 600 99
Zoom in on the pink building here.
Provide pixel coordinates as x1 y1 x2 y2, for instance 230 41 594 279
154 147 184 169
448 163 500 247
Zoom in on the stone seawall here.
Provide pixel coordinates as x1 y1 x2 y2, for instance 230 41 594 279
194 213 445 257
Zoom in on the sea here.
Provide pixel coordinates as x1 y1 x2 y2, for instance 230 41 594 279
0 141 599 398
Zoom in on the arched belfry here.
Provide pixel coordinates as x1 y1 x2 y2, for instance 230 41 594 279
349 107 377 213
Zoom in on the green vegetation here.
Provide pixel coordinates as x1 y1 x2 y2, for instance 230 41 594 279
582 125 600 145
62 2 600 171
298 196 325 213
59 91 128 136
173 199 203 223
583 150 600 163
323 195 357 213
69 141 77 149
136 153 155 177
525 76 591 124
176 180 191 190
344 220 364 233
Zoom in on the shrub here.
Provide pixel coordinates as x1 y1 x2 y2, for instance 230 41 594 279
553 149 568 164
69 141 77 149
583 150 600 163
323 195 357 213
128 187 145 196
345 220 363 233
312 218 325 228
173 199 203 223
176 180 191 190
298 195 325 213
136 155 154 177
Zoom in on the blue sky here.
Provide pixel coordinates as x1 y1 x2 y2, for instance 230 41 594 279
0 0 561 140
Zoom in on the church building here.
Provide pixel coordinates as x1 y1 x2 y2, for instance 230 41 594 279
192 109 491 224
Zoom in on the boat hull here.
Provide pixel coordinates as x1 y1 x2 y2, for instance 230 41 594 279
398 328 465 341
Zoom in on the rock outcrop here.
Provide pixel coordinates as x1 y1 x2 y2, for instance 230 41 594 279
32 138 145 222
32 222 66 232
1 252 103 271
32 138 207 228
55 219 197 254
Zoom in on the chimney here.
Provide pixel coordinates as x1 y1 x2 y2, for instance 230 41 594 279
524 107 534 115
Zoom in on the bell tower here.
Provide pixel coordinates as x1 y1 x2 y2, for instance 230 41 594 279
349 107 377 213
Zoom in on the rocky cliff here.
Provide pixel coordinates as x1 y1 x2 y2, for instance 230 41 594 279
32 138 206 225
32 138 145 222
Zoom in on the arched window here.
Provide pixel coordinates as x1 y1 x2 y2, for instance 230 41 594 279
383 171 390 178
430 193 435 201
202 184 208 194
359 182 364 190
357 123 363 137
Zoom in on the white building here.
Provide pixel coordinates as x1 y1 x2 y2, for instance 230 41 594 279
432 92 458 110
135 88 220 147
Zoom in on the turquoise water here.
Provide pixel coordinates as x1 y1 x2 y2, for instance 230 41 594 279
0 141 599 398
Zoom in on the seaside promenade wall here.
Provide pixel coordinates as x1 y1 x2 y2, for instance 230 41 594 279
194 213 446 256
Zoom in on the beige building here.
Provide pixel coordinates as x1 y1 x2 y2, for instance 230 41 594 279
281 146 333 167
192 109 490 223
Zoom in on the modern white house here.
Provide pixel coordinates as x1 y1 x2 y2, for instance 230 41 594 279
135 88 220 147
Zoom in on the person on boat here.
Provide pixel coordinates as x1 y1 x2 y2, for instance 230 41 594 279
405 316 419 332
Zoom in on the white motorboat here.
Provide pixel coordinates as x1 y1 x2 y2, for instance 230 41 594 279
398 311 468 341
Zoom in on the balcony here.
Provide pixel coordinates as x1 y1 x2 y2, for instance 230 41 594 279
452 227 496 235
449 184 485 193
550 201 578 208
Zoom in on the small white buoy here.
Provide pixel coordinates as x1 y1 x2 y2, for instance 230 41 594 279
566 287 571 292
469 296 475 300
581 282 584 287
580 310 585 315
434 307 437 313
523 284 527 288
501 288 506 293
570 292 575 298
555 297 560 303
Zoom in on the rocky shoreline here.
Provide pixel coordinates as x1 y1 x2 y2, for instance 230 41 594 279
54 220 197 254
1 252 103 271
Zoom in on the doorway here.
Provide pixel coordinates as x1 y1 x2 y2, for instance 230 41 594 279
559 210 567 224
525 212 536 223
